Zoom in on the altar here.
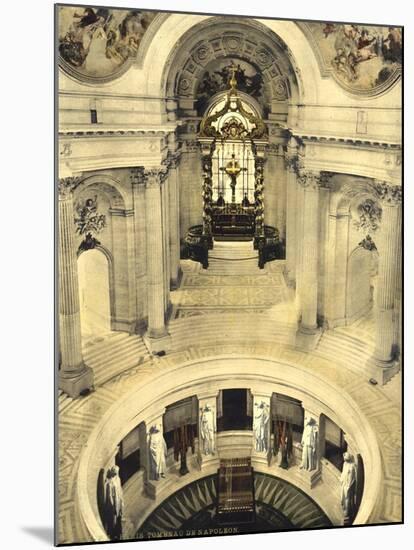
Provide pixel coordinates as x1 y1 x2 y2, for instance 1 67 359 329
212 204 255 239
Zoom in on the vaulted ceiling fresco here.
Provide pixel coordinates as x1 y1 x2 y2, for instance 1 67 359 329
58 6 158 80
303 22 402 93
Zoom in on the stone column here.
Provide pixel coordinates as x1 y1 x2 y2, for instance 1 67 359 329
168 153 182 289
161 175 171 317
317 179 332 323
131 169 148 334
143 168 171 353
197 391 219 470
110 208 136 332
285 138 298 284
296 171 322 351
299 405 322 489
369 182 402 384
251 392 272 466
58 177 94 397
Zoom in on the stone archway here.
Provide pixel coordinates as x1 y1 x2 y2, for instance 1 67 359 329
73 176 137 334
78 248 112 341
323 177 381 328
346 246 378 324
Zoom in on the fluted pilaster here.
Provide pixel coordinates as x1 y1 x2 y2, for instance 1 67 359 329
168 154 182 288
144 168 171 351
161 175 171 315
296 171 323 350
285 138 298 283
58 177 94 397
369 181 402 382
131 169 148 333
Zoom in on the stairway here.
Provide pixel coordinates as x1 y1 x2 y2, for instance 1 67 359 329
207 240 259 275
82 332 150 386
169 312 297 351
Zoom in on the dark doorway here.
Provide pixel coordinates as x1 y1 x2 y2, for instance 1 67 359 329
219 389 252 431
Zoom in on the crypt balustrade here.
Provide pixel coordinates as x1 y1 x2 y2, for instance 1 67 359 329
76 356 382 542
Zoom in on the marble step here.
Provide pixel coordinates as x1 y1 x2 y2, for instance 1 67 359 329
169 315 296 350
84 336 147 369
204 262 261 276
83 333 150 386
211 241 256 257
81 331 131 360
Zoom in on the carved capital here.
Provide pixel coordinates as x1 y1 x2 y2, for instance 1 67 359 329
319 171 335 189
58 176 82 199
373 181 402 206
297 170 320 190
144 167 168 189
184 140 200 154
167 152 181 170
130 167 145 186
284 152 298 172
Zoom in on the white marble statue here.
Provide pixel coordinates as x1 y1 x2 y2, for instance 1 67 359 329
104 465 124 540
253 401 270 453
148 425 167 481
199 404 216 455
340 452 357 520
300 417 318 471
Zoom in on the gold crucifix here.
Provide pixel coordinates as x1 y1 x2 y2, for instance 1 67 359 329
220 153 247 203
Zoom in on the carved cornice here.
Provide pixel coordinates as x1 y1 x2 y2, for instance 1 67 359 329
295 133 401 150
109 208 134 218
373 181 402 206
59 129 175 139
58 176 82 198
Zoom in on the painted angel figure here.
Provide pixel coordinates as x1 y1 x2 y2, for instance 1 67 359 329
148 425 167 481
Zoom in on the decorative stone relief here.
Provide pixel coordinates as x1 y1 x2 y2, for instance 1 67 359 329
358 235 377 251
74 195 107 251
353 198 382 233
373 181 402 206
60 143 73 157
58 176 82 198
297 170 320 190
